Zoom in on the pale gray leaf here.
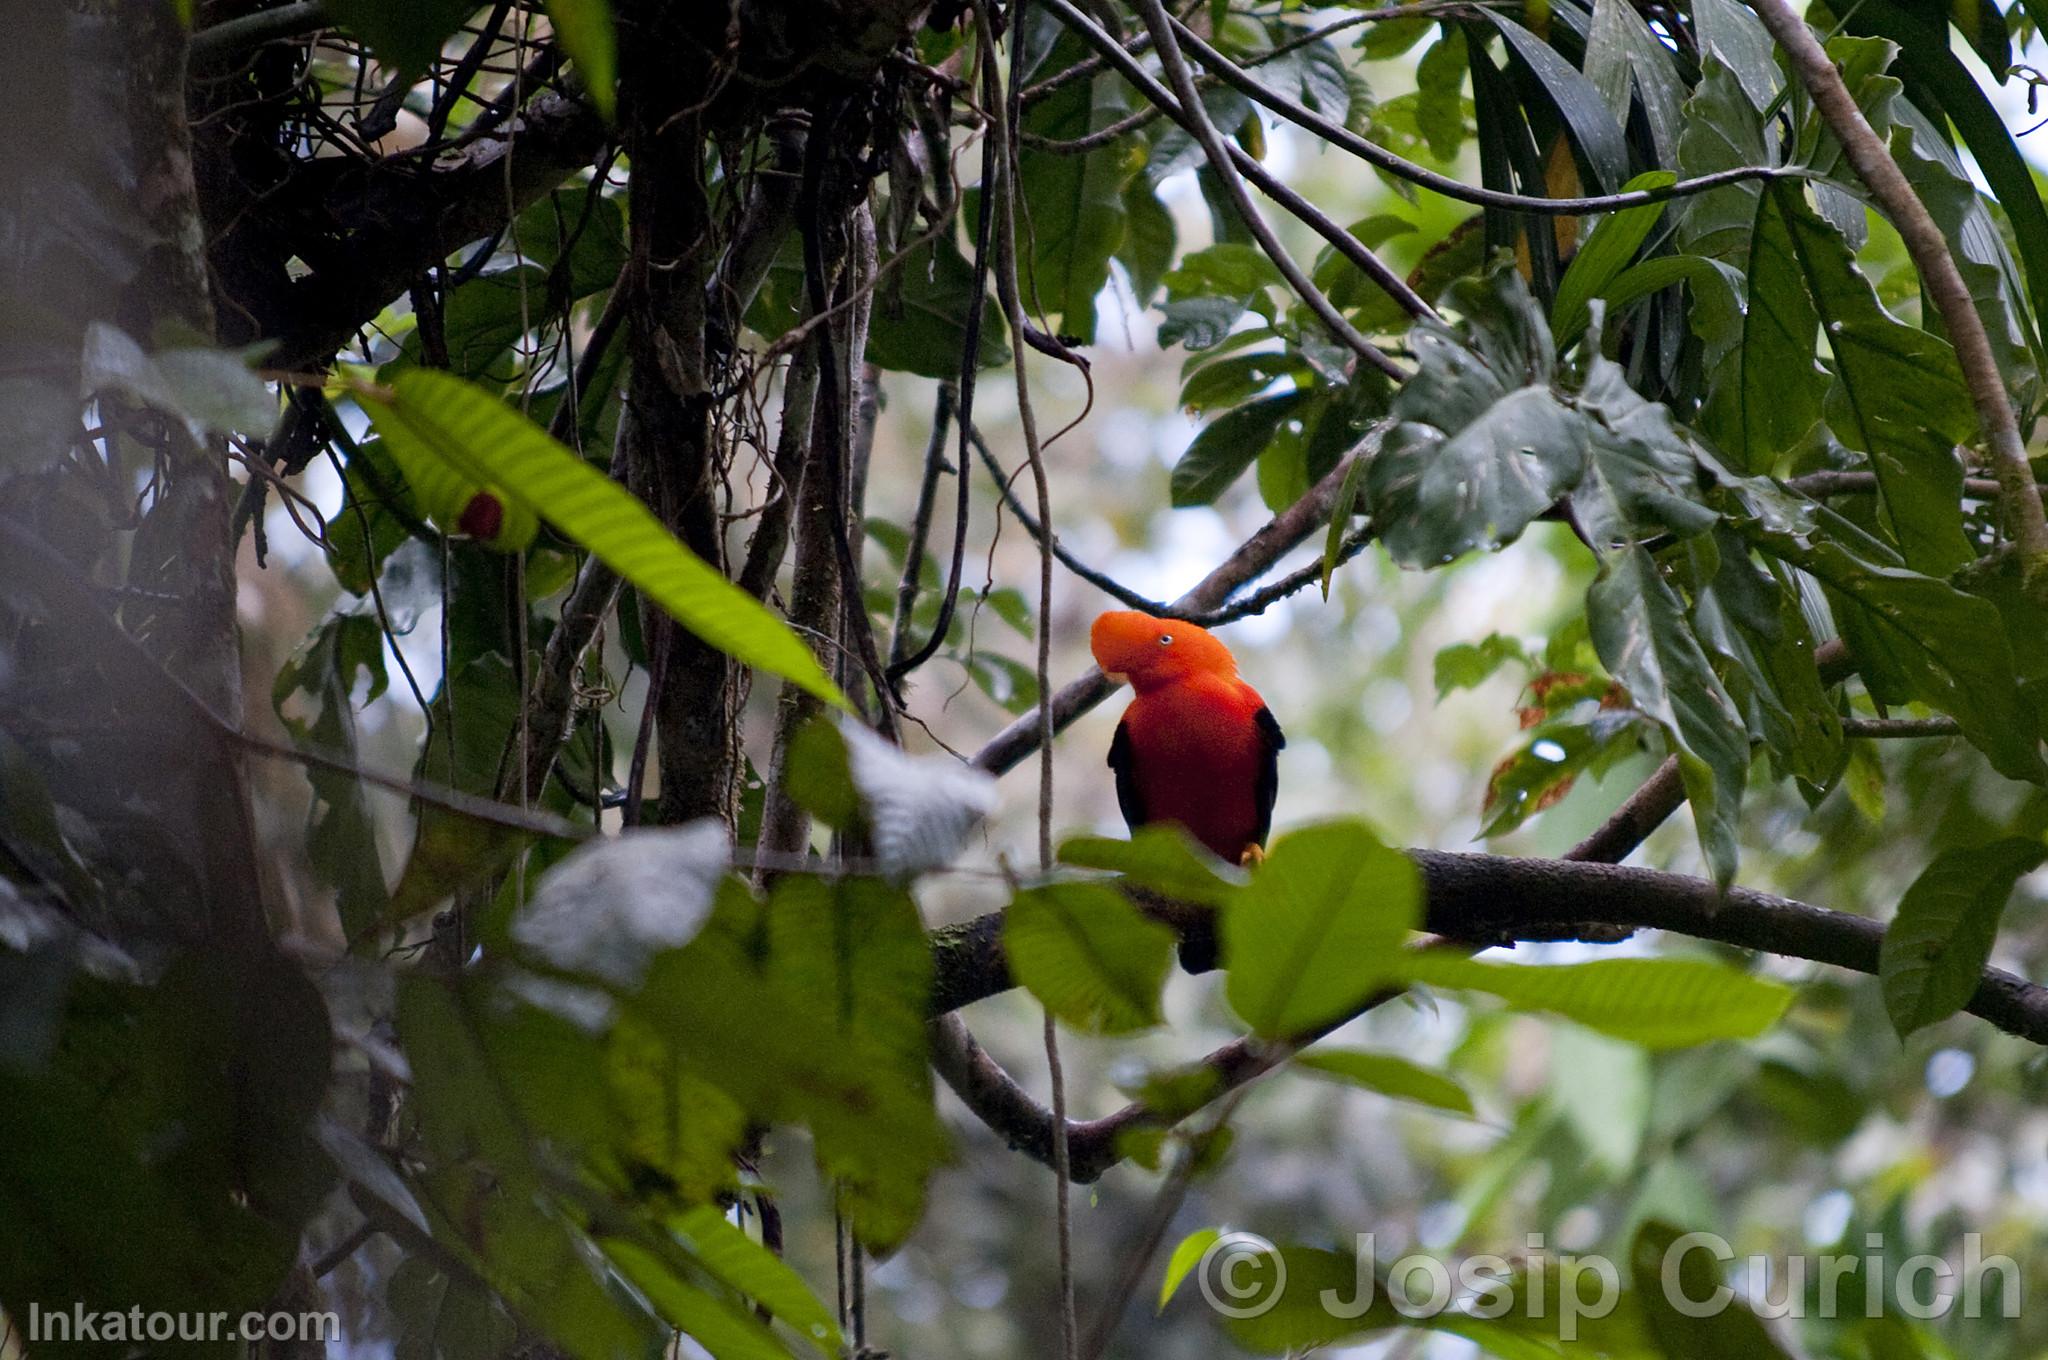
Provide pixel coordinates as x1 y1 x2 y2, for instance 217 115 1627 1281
841 718 998 879
511 820 728 984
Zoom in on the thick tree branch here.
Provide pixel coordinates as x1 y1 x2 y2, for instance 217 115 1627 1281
1748 0 2048 588
268 92 608 371
930 848 2048 1181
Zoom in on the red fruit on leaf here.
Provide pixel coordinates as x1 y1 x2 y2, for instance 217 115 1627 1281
458 491 505 541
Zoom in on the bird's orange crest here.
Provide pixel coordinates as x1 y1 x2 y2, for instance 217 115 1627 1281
1089 610 1239 691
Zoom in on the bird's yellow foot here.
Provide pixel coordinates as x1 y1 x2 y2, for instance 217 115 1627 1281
1239 843 1266 867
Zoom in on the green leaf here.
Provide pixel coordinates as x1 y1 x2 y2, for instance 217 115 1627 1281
272 616 391 938
1587 545 1751 885
670 1205 842 1352
1158 296 1254 351
1574 347 1722 545
1159 1229 1222 1310
1294 1048 1475 1115
1433 634 1529 696
1482 709 1647 837
1699 176 1824 475
1016 38 1132 342
1400 954 1795 1047
1729 487 2045 782
1367 266 1593 566
1552 171 1675 350
80 323 275 442
867 236 1010 378
1880 838 2047 1037
1005 881 1177 1034
1586 0 1684 163
1771 179 1974 573
327 0 475 75
353 368 847 709
1368 388 1586 567
1179 350 1303 415
1889 104 2040 404
602 1239 797 1360
1845 0 2048 359
1321 447 1368 598
1414 33 1470 161
1223 821 1420 1038
542 0 616 119
1632 1220 1797 1359
1118 178 1177 308
1221 1245 1398 1352
1691 0 1781 111
1482 14 1630 192
1674 62 1774 269
1058 825 1245 908
1689 528 1842 785
1171 390 1315 507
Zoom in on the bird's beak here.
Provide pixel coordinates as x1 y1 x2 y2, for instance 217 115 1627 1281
1103 670 1128 685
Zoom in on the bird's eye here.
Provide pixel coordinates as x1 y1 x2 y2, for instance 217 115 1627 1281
1158 634 1173 645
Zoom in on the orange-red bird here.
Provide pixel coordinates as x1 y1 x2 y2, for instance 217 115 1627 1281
1089 610 1284 865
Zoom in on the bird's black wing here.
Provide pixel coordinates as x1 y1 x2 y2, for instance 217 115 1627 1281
1108 718 1146 831
1251 705 1285 846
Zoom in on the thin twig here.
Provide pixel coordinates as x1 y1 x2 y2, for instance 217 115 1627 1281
1167 13 1807 217
1043 0 1436 326
1125 0 1402 378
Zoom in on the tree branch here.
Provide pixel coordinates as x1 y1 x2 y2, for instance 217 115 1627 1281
968 446 1366 776
268 92 608 371
929 848 2048 1181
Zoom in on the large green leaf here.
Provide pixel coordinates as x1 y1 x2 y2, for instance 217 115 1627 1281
1552 171 1676 350
1588 545 1752 885
1890 104 2041 403
669 1204 842 1352
1846 0 2048 356
353 368 847 709
1058 825 1245 908
1366 270 1588 566
1171 390 1316 507
1698 176 1823 474
867 235 1010 378
1880 838 2047 1037
1016 35 1132 343
1674 62 1774 269
1584 0 1683 163
327 0 476 75
1004 881 1177 1034
1482 14 1629 192
1690 0 1780 111
1729 486 2045 782
1294 1048 1475 1115
1400 954 1794 1047
1632 1220 1797 1359
1223 821 1420 1038
1688 529 1842 785
1770 180 1974 573
543 0 616 119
